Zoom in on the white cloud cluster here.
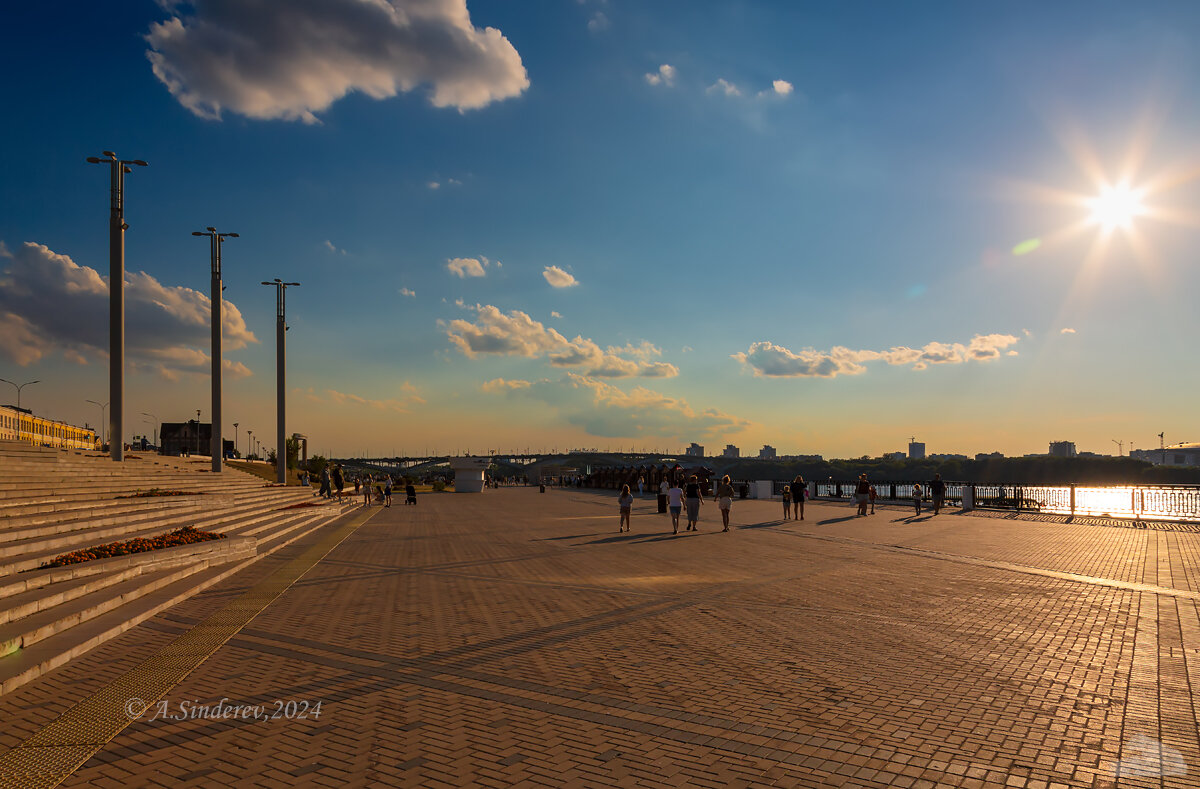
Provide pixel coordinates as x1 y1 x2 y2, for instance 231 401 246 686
1061 327 1076 335
483 373 749 440
446 256 492 278
428 177 462 190
732 333 1021 378
445 303 678 378
772 79 793 95
324 240 347 255
645 64 676 87
301 384 425 412
145 0 529 123
0 242 257 379
542 265 577 288
399 287 416 297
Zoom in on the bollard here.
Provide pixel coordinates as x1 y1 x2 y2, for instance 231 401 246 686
1069 483 1075 518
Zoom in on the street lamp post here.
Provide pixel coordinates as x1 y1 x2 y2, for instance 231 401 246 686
85 400 108 445
261 279 300 484
87 151 147 462
233 422 239 459
247 429 253 460
0 379 40 412
195 409 201 456
140 411 158 451
192 227 238 471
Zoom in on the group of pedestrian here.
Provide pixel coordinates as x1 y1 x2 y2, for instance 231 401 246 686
623 474 743 535
781 475 807 520
314 464 345 499
848 472 946 517
358 474 397 507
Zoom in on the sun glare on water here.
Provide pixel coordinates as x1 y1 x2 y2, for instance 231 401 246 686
1086 183 1146 230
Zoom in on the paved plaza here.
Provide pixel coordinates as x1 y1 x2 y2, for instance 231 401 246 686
1 487 1198 788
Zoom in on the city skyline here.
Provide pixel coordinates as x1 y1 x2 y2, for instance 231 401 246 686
3 2 1200 459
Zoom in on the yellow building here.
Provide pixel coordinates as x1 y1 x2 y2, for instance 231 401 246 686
0 405 97 450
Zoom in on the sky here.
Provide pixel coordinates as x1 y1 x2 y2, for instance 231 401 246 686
3 0 1200 460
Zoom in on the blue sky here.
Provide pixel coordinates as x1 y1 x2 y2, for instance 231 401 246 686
3 1 1200 458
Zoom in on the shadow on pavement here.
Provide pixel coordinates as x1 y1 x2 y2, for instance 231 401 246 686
817 515 861 525
737 519 790 530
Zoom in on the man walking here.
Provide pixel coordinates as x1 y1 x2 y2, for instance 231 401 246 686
318 466 331 499
930 473 947 515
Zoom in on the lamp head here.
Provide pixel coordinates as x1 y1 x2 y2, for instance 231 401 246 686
131 160 148 167
191 231 205 236
102 151 116 158
226 232 239 238
86 157 101 164
206 226 216 232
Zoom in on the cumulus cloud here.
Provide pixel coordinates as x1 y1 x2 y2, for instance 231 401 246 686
0 242 258 378
550 311 562 319
300 384 425 412
399 287 416 297
1061 327 1076 334
645 64 676 87
324 240 347 255
542 265 578 288
707 78 740 97
772 79 793 95
732 333 1021 378
145 0 529 123
483 373 749 440
444 303 678 378
427 181 440 190
587 12 609 31
446 257 487 278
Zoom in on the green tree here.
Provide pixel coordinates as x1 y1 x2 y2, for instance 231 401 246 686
286 437 300 470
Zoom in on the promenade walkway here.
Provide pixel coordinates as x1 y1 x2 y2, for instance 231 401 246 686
1 488 1197 788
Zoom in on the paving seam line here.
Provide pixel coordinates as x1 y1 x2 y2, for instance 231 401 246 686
790 531 1200 601
0 505 381 789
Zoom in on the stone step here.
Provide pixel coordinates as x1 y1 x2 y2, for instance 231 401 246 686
0 486 307 529
0 495 314 576
0 536 257 602
0 504 355 697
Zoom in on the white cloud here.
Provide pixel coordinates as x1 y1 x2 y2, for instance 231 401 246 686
707 78 740 97
0 242 257 378
483 373 749 440
732 333 1021 378
324 240 347 255
445 303 678 378
1061 327 1076 334
542 265 578 288
447 257 487 278
427 181 441 190
399 287 416 298
145 0 529 123
645 64 676 87
772 79 793 96
550 311 562 319
587 12 609 31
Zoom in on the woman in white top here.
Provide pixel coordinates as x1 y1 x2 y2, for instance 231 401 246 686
618 484 634 532
666 481 684 534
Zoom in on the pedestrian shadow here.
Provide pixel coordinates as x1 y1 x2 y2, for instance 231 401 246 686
583 533 646 545
737 519 789 530
537 533 602 541
817 515 861 525
635 533 689 543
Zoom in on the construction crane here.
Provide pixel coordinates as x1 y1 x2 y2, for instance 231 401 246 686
1112 439 1124 457
1159 432 1166 465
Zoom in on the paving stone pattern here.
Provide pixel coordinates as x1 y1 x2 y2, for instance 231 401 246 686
1 489 1199 787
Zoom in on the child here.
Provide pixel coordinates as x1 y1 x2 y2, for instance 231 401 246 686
912 482 923 516
618 485 634 532
782 485 792 518
868 484 877 515
384 475 393 507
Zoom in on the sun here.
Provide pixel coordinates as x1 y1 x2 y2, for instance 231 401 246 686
1086 183 1146 230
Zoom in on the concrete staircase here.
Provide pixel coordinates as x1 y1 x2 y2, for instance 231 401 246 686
0 440 357 695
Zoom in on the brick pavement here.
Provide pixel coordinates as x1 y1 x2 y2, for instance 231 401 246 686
1 488 1198 787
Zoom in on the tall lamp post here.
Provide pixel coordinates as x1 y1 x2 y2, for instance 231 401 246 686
85 400 108 445
0 378 40 412
87 151 147 462
192 227 238 471
140 411 158 450
247 429 253 460
195 409 201 456
233 422 239 459
261 279 299 484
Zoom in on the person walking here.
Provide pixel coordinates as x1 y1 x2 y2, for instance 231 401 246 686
667 479 684 534
912 482 923 517
384 475 393 507
930 473 946 515
684 475 703 531
791 475 806 520
782 485 792 518
855 474 870 516
332 465 345 499
618 484 634 532
637 476 644 497
714 475 735 532
318 465 331 499
868 483 877 515
658 477 669 514
362 474 373 508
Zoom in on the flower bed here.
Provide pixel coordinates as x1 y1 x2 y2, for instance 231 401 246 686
41 526 226 568
115 489 200 499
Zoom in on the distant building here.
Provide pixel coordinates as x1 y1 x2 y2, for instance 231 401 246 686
685 442 704 458
722 444 740 458
0 404 95 450
1048 441 1077 458
929 453 968 461
883 451 906 461
908 442 925 460
758 445 777 460
1132 444 1200 467
975 452 1004 461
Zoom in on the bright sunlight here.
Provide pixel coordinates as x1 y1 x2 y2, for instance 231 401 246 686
1087 183 1146 229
